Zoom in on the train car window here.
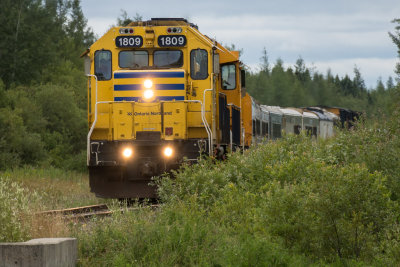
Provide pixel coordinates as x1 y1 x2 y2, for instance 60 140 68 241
94 50 112 80
241 69 246 88
119 51 148 68
312 127 317 137
305 126 313 136
154 50 183 68
294 125 301 135
262 122 268 136
272 123 281 139
190 49 208 80
256 119 261 135
252 120 256 136
221 64 236 90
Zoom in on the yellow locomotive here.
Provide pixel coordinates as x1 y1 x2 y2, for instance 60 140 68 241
83 18 249 198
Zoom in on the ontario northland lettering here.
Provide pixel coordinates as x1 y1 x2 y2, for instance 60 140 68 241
133 111 173 116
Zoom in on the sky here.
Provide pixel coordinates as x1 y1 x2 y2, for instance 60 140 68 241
81 0 400 88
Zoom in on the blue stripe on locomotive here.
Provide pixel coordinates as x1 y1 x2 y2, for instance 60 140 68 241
114 72 185 79
114 96 185 101
114 84 185 91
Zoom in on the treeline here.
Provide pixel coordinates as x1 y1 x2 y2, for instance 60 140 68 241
0 0 93 170
246 49 398 116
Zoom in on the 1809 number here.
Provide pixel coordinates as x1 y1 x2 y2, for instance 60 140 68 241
158 35 186 47
115 36 143 47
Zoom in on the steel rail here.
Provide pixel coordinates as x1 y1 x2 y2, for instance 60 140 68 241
38 204 160 222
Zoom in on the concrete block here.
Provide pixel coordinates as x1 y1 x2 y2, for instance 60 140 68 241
0 238 77 267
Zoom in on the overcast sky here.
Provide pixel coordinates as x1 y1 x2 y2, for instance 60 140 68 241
81 0 400 88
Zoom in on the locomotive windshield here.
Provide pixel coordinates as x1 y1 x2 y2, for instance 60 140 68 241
94 50 112 80
154 50 183 68
119 51 148 68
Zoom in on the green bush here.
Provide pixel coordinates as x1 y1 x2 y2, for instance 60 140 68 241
155 130 399 264
77 203 311 266
77 131 399 265
77 94 400 265
0 83 87 171
0 178 32 242
0 107 45 169
259 163 394 261
319 114 400 200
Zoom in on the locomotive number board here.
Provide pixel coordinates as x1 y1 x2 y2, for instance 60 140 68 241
116 36 143 48
157 35 187 47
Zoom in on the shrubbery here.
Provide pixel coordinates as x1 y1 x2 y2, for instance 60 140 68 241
156 133 399 264
0 0 92 172
0 178 33 242
0 81 87 171
77 97 400 265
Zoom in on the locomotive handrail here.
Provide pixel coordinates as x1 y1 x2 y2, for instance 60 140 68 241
86 74 98 165
203 88 213 155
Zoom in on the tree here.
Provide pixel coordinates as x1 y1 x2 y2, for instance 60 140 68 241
389 18 400 80
0 0 94 88
0 0 92 170
376 78 385 94
340 75 356 96
224 43 244 59
117 10 143 26
294 57 310 84
350 66 366 97
386 76 395 91
270 58 292 106
67 0 95 50
260 47 270 75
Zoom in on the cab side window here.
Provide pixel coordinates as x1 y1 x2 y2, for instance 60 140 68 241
94 50 112 80
190 49 208 80
221 64 236 90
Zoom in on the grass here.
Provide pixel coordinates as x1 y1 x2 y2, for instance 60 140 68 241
75 203 313 267
0 166 101 211
0 166 103 241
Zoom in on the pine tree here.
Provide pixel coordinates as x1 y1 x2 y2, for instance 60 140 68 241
340 75 355 96
376 78 385 94
353 66 366 96
389 18 400 80
260 47 270 75
68 0 94 49
294 57 307 83
386 76 395 90
117 10 143 26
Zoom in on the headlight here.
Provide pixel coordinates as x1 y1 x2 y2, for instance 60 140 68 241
143 79 154 101
163 147 173 158
143 89 154 100
122 147 133 158
144 79 153 89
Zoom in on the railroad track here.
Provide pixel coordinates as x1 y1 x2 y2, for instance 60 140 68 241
38 203 159 222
